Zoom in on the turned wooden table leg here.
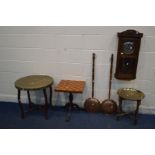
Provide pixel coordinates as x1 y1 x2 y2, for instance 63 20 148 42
134 100 141 125
116 97 123 120
49 85 53 107
119 97 123 113
65 92 73 122
69 92 73 107
17 89 25 119
43 88 48 120
27 90 33 111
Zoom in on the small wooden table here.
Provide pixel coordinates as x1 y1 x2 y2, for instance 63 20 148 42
55 80 85 121
116 88 145 124
15 75 53 120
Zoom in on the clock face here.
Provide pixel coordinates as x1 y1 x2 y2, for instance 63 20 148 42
123 41 134 54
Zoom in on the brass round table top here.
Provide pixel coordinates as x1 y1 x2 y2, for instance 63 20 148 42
15 75 54 90
117 88 145 100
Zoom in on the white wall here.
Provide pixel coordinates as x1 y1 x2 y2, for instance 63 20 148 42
0 26 155 114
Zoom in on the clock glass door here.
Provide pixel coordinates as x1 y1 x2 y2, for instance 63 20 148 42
123 41 134 54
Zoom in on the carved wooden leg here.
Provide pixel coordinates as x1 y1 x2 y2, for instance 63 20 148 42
27 90 33 111
17 89 25 119
134 100 141 125
49 85 52 107
43 88 48 120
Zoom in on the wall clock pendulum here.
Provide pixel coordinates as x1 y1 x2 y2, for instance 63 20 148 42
115 30 143 80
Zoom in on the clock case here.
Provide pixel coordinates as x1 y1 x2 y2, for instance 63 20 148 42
115 30 143 80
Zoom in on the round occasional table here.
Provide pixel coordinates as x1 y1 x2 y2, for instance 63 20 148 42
116 88 145 124
15 75 54 120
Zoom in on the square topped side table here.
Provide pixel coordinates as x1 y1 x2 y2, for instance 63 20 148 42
55 80 85 121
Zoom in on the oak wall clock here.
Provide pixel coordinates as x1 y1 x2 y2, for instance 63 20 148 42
115 30 143 80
